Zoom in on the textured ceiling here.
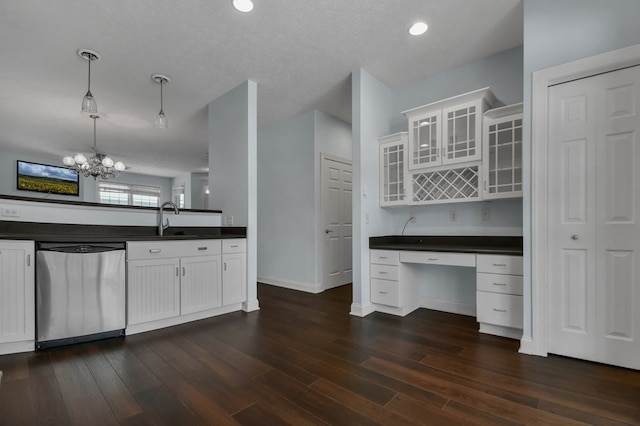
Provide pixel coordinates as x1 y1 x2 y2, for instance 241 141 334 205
0 0 523 177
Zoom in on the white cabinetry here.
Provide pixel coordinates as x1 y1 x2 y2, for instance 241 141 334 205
399 87 496 205
403 88 495 170
222 239 246 306
0 240 35 355
126 240 223 332
370 250 420 316
482 103 523 199
379 132 407 206
476 254 523 339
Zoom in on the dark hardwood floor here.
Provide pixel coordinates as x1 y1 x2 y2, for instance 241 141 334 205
1 283 639 425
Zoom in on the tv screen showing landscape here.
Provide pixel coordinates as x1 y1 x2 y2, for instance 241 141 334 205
17 160 79 196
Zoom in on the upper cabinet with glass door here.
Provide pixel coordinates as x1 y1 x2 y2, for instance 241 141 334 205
403 88 496 171
379 132 407 207
482 103 523 199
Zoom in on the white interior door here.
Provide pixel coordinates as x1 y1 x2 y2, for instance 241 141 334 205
321 155 352 290
547 65 640 369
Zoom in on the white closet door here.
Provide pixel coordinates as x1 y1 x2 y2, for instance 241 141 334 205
548 65 640 369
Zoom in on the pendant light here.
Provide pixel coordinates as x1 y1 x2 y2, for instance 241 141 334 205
78 49 101 113
152 74 170 129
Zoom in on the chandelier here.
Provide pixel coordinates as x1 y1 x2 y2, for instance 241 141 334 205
63 115 125 180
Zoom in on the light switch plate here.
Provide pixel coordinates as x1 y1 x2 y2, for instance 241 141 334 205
1 207 19 217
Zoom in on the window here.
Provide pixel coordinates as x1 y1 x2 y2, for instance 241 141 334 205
97 182 161 207
172 184 185 208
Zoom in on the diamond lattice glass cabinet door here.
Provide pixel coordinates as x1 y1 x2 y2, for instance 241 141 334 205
379 132 408 207
482 103 523 200
442 100 483 166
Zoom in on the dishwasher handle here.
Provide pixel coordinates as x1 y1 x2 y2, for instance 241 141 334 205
37 242 126 253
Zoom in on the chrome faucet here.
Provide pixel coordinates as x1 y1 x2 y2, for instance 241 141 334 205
159 201 179 236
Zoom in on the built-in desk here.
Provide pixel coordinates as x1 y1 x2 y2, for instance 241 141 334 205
369 236 523 339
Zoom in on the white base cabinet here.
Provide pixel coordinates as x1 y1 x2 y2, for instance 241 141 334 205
126 239 245 335
476 254 523 339
0 240 35 355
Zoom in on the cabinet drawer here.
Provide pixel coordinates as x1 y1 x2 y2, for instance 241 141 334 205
223 239 246 253
370 250 399 266
399 251 476 267
370 264 398 281
371 278 401 307
127 240 222 260
476 273 523 295
476 255 522 275
476 292 523 329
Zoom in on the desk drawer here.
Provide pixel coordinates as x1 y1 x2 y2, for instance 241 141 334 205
477 273 523 295
476 292 523 329
371 264 398 281
223 239 246 253
399 251 476 267
371 278 400 307
370 250 399 266
476 255 522 275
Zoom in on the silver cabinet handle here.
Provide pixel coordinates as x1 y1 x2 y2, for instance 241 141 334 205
379 291 388 295
493 308 507 313
149 249 161 253
379 256 388 259
492 283 506 287
224 262 227 271
182 267 186 276
198 247 208 251
493 263 506 267
428 258 439 261
27 254 31 267
571 235 579 240
176 267 179 277
379 271 388 275
231 245 239 248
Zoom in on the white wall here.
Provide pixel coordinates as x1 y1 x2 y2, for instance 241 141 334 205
208 80 258 311
0 148 173 203
190 172 208 209
521 0 640 341
257 109 352 292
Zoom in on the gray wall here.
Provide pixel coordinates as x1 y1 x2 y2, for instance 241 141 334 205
257 109 352 290
521 0 640 339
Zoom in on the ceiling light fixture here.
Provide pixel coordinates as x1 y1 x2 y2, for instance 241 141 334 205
152 74 170 129
232 0 254 12
78 48 101 113
409 22 429 36
63 114 125 179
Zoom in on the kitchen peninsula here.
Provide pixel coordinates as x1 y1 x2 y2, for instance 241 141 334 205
0 195 248 355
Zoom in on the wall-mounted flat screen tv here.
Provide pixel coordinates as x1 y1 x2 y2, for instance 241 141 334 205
17 160 80 196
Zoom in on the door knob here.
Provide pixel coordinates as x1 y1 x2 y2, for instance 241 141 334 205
571 234 579 240
325 229 334 234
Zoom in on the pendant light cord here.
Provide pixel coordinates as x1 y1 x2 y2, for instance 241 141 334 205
160 79 164 113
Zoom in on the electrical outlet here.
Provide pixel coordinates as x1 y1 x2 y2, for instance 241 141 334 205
450 210 457 222
482 207 490 221
1 207 19 217
225 215 234 226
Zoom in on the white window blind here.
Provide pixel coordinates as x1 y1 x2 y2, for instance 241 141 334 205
172 184 185 208
98 182 161 207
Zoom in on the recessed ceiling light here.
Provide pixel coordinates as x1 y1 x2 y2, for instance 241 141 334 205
409 22 428 36
232 0 254 12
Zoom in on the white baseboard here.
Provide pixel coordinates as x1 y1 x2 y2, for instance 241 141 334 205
519 336 546 356
350 302 376 317
126 304 241 336
258 276 323 294
0 340 34 355
479 323 522 340
420 297 476 317
242 299 260 312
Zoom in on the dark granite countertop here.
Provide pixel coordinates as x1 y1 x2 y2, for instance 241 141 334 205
370 235 523 256
0 221 246 243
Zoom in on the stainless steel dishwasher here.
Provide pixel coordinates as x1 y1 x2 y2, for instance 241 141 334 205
36 242 126 349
